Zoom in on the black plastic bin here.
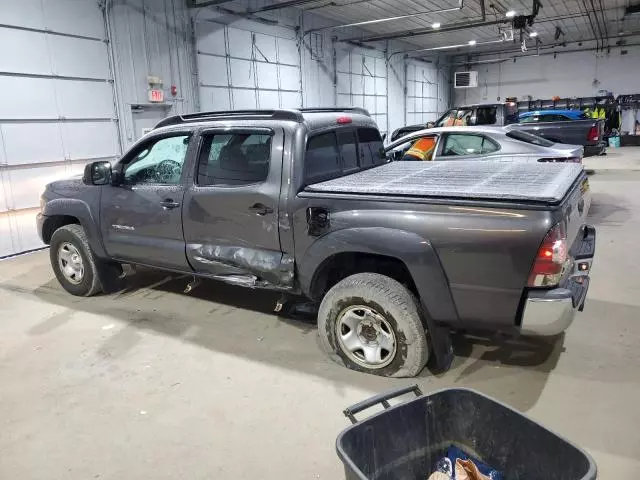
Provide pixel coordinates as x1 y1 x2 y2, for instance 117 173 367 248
337 386 596 480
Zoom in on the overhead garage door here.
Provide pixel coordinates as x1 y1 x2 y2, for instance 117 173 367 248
196 21 302 111
405 59 450 126
0 0 119 258
336 46 387 135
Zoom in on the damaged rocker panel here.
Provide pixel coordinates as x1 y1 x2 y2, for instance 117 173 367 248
188 243 295 288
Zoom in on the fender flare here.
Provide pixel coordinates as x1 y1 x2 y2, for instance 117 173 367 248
298 227 459 324
42 198 107 258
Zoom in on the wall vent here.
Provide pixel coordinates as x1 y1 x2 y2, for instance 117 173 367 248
454 71 478 88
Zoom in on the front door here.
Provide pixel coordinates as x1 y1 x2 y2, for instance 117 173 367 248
182 127 287 286
100 133 193 270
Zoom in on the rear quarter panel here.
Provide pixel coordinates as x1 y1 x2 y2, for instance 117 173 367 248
512 119 597 146
292 193 556 329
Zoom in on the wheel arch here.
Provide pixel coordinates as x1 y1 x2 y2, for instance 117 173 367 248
41 198 106 257
298 227 459 324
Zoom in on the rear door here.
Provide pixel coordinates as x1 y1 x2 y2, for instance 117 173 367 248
182 127 286 285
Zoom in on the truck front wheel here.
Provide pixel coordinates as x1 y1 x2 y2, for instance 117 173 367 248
317 273 429 377
50 224 120 297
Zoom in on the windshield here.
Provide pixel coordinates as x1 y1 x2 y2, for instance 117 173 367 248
506 130 555 147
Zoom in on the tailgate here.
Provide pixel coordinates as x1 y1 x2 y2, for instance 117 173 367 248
561 173 593 273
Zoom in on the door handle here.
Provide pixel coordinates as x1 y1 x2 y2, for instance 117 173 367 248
248 203 274 216
160 199 180 210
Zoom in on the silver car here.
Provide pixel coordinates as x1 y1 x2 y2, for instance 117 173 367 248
386 125 584 164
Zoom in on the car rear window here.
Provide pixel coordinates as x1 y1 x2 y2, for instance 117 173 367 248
506 130 555 147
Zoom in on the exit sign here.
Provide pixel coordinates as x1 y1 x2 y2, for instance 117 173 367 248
149 89 164 103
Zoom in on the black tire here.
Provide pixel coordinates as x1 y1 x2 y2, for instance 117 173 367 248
317 273 429 378
49 224 105 297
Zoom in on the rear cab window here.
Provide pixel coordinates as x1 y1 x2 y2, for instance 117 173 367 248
304 127 385 185
506 130 555 147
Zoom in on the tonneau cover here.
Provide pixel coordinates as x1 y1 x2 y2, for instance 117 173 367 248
305 161 584 203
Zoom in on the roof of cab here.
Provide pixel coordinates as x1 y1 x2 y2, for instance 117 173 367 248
153 108 376 132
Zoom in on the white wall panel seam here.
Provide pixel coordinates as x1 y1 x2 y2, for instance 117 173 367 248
197 50 299 68
0 22 105 42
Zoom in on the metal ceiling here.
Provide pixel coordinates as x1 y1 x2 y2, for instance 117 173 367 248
209 0 640 55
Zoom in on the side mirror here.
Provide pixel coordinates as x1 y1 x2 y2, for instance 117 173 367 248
426 122 435 128
83 161 112 186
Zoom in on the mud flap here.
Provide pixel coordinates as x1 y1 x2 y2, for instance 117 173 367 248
421 302 454 373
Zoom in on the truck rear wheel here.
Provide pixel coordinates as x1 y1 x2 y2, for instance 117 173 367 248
317 273 429 377
50 224 119 297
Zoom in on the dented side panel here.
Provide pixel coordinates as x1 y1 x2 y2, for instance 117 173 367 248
182 127 295 288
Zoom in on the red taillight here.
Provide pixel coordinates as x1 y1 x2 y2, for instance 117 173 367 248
587 125 599 142
336 116 352 124
527 223 568 287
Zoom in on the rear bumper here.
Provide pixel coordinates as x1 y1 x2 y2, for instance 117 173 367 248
584 142 607 157
520 225 596 336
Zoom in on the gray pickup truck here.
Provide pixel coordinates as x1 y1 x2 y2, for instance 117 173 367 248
395 103 606 156
37 108 596 378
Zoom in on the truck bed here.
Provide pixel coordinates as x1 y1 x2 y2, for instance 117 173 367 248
305 161 584 204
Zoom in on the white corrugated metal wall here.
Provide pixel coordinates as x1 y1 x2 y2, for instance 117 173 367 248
336 46 388 135
109 0 198 148
0 0 120 257
196 21 302 110
405 59 450 126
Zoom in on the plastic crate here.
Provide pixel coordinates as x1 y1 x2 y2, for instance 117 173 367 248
337 386 596 480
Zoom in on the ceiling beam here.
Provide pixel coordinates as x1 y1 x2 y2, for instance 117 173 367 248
304 4 462 34
187 0 233 7
339 19 509 43
248 0 323 13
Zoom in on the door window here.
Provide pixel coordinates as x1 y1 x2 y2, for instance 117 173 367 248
123 135 190 185
436 109 457 127
473 106 498 125
197 132 272 186
441 134 500 157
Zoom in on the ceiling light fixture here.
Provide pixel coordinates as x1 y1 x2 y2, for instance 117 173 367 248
432 22 441 29
529 31 538 37
506 10 516 18
468 40 477 45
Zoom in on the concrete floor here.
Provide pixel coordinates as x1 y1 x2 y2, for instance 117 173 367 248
2 148 640 479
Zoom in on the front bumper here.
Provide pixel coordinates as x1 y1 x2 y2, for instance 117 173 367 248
36 213 47 244
520 225 596 336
